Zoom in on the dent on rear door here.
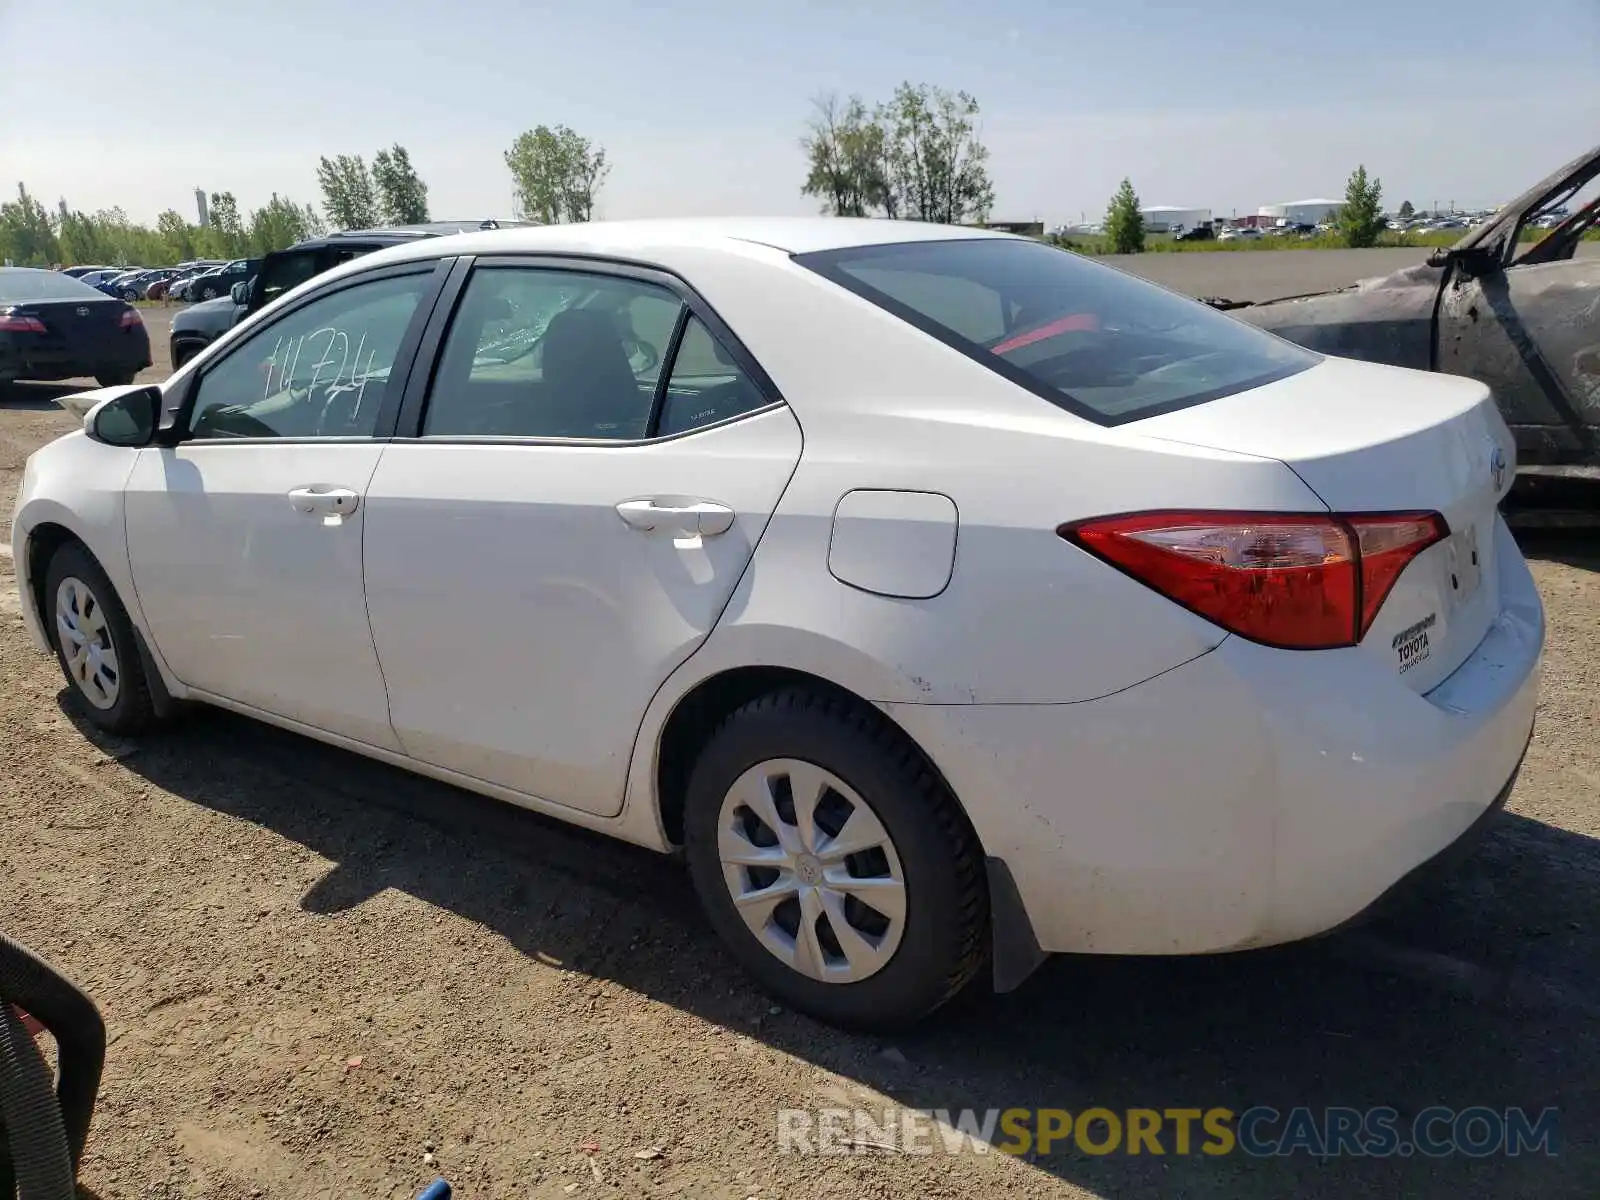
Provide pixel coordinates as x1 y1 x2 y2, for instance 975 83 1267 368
1437 259 1600 465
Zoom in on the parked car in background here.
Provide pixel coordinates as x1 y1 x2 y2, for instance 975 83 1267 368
76 269 129 289
167 220 531 367
163 261 226 303
1211 140 1600 469
93 269 150 298
184 258 257 302
17 219 1542 1029
165 273 196 302
0 267 150 387
59 265 113 279
126 268 181 300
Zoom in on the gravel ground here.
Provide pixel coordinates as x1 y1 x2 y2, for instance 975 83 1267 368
2 258 1597 1199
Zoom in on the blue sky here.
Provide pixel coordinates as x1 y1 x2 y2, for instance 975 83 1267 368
2 0 1596 226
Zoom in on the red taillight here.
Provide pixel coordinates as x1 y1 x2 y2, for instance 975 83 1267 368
120 307 143 330
1060 510 1447 650
0 310 47 333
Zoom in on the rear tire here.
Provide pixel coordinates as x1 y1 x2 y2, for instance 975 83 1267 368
94 371 136 387
44 541 158 736
683 686 989 1030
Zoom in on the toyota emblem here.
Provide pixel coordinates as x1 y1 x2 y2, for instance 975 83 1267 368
75 306 89 317
1489 444 1507 492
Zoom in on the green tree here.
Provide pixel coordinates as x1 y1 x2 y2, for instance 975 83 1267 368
1338 164 1384 248
877 83 993 225
372 144 430 224
156 209 194 260
1397 199 1414 219
1104 178 1145 254
0 182 60 265
316 154 379 230
504 125 610 223
208 192 247 257
800 93 891 217
54 200 105 266
247 193 321 255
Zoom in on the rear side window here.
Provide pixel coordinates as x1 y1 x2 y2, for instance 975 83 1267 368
796 238 1319 424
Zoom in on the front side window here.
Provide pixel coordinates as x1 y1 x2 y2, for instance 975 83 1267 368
186 271 431 440
796 238 1320 424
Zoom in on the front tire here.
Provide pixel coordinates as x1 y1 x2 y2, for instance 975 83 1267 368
684 687 989 1030
199 286 217 300
44 542 158 736
95 370 136 387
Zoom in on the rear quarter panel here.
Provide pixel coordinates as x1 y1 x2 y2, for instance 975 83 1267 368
651 245 1333 706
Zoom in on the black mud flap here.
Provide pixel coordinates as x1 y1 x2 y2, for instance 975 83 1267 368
985 856 1048 993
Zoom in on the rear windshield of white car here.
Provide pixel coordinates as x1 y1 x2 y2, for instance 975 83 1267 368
795 238 1320 425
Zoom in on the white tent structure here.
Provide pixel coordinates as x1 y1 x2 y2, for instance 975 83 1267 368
1139 205 1212 234
1258 198 1344 226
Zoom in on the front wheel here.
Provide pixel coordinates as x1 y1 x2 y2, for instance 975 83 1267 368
44 542 158 736
683 687 989 1030
199 286 217 300
94 371 136 387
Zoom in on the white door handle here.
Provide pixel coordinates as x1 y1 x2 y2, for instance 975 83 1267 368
615 498 735 536
288 486 361 520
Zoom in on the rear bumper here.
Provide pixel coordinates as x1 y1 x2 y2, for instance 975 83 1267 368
0 333 151 382
883 516 1544 957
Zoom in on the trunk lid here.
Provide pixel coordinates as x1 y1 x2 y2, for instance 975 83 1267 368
28 297 129 358
1132 355 1514 693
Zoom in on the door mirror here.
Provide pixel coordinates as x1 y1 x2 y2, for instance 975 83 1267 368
230 280 250 305
85 386 161 447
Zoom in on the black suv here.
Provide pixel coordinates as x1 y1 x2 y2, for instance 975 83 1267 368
167 220 532 369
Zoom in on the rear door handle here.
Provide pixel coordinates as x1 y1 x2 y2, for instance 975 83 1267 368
615 498 735 537
288 486 361 524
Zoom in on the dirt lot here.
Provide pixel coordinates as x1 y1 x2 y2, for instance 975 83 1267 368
2 256 1598 1199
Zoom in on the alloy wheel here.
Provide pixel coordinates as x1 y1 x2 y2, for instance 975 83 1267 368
717 758 907 984
55 577 120 710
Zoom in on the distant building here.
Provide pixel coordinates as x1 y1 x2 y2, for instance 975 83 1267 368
1139 205 1212 234
1258 198 1344 226
195 188 209 227
978 220 1045 237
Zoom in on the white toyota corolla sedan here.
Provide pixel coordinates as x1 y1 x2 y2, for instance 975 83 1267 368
11 219 1543 1028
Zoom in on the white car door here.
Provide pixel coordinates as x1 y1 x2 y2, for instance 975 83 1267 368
123 263 446 749
362 262 802 816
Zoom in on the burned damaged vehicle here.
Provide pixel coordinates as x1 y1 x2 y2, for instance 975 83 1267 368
1209 142 1600 469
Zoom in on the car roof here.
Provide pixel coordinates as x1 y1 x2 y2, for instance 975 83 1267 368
279 219 539 254
329 216 1017 269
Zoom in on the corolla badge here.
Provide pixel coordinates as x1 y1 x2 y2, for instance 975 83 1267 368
1489 444 1508 492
